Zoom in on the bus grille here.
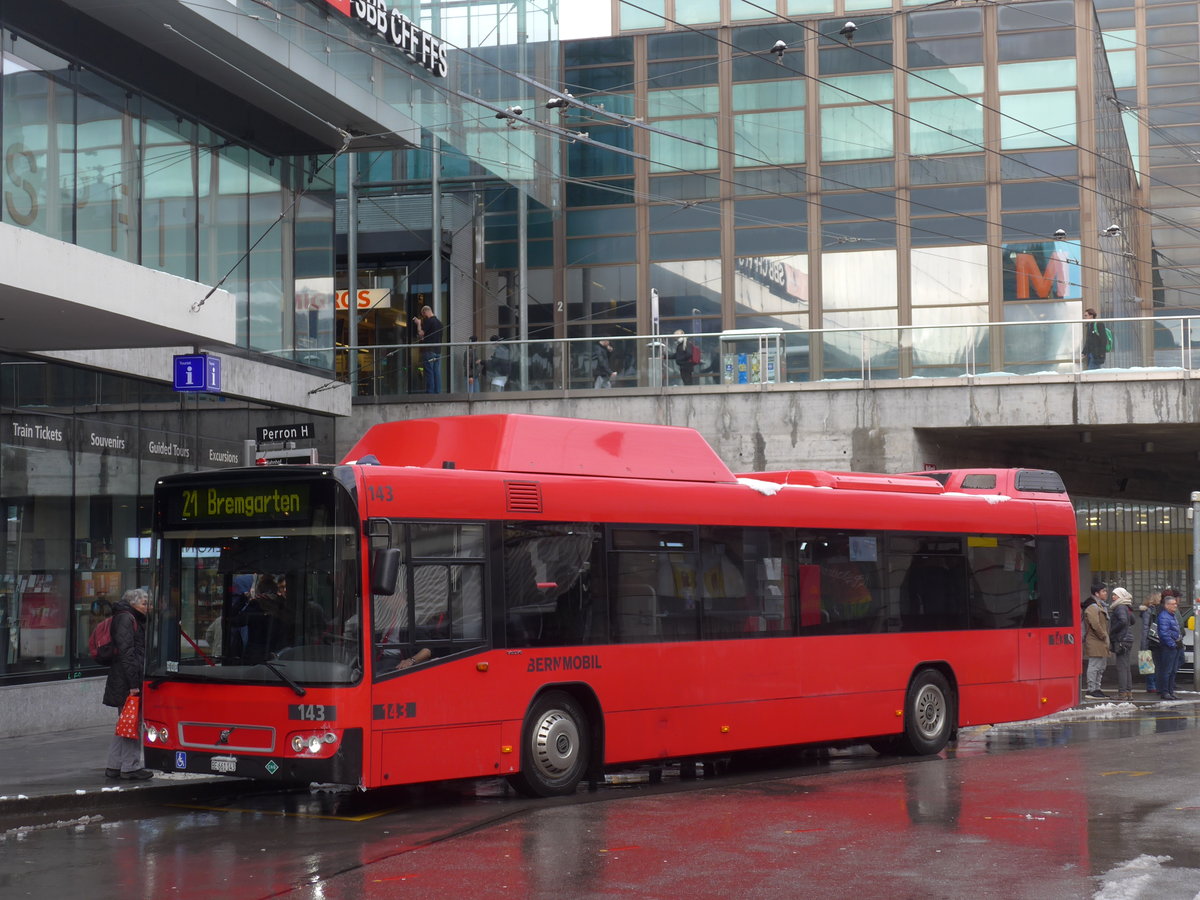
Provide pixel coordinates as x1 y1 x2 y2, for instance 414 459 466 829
505 480 543 513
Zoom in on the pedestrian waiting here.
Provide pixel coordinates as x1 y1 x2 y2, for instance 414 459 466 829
1107 587 1135 700
1156 591 1185 700
1139 591 1162 694
1082 582 1110 700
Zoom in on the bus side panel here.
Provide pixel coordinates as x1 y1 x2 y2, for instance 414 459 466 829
366 652 523 787
802 633 1019 698
601 693 908 762
374 724 506 786
957 676 1076 728
1042 633 1081 679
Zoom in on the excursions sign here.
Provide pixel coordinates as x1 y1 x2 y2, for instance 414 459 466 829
322 0 449 78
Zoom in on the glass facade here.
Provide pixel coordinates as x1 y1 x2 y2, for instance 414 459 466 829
0 355 335 685
1076 499 1192 603
0 27 336 371
470 0 1143 388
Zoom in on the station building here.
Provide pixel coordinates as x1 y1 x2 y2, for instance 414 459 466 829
342 0 1198 625
0 0 557 723
2 0 1198 728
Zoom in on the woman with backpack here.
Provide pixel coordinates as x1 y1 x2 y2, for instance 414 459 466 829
102 587 153 780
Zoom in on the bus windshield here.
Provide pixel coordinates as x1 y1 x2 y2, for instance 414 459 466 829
146 475 361 686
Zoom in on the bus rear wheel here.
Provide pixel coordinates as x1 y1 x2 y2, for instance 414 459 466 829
898 669 953 756
508 691 590 798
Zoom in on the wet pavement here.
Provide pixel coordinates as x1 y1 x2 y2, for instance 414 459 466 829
0 724 242 817
288 694 1200 900
0 689 1195 817
1 692 1198 899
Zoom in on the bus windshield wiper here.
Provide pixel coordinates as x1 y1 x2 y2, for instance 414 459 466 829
262 660 307 696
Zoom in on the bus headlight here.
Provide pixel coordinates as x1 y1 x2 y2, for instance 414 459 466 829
289 731 339 755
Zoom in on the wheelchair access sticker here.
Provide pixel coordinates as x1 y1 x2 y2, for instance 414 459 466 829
175 751 187 769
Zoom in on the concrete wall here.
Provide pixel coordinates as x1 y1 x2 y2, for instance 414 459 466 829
0 221 235 352
43 347 352 418
0 677 109 739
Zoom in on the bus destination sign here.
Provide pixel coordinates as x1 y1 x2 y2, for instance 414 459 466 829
168 484 311 526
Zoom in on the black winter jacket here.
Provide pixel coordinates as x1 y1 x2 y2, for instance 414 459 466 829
1108 602 1134 650
102 600 146 708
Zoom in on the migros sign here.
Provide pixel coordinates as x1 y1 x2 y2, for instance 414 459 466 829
1002 241 1082 301
323 0 448 78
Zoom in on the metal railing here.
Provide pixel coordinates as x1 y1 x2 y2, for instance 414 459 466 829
322 314 1200 399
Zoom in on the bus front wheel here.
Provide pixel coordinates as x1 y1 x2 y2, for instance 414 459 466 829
899 669 953 756
508 691 590 798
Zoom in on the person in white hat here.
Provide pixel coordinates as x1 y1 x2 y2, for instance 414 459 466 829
1108 587 1136 700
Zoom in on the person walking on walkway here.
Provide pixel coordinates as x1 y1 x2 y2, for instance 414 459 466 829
1157 592 1185 700
672 329 698 385
1083 307 1108 370
1108 587 1135 700
103 587 153 780
464 335 481 393
1082 582 1111 699
592 339 615 389
411 305 444 394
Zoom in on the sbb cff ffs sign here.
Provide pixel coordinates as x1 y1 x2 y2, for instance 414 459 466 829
322 0 448 77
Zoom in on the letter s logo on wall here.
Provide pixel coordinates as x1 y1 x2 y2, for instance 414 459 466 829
5 145 39 227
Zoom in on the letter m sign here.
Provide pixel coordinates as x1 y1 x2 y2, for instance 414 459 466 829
1013 250 1075 300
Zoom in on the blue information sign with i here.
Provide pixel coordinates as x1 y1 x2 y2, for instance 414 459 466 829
173 354 221 393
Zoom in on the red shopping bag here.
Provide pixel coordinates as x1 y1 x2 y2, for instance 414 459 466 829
115 694 140 739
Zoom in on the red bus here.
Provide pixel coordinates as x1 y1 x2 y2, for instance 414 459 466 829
142 414 1080 796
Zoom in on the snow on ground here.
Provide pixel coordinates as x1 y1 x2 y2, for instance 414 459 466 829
1094 854 1200 900
996 693 1197 727
1 814 103 842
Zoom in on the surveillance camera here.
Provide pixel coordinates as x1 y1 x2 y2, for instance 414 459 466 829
1104 223 1121 236
1053 229 1066 238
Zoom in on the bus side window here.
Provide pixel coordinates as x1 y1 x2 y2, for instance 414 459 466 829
413 565 450 640
452 565 484 641
968 535 1046 629
611 551 662 642
813 533 883 634
373 564 410 646
504 523 605 648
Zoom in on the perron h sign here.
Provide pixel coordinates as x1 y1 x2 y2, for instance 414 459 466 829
173 354 221 393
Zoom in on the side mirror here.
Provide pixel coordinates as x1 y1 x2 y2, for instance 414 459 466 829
369 548 401 596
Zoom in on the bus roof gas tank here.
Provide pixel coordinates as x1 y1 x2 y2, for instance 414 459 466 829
341 414 737 483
